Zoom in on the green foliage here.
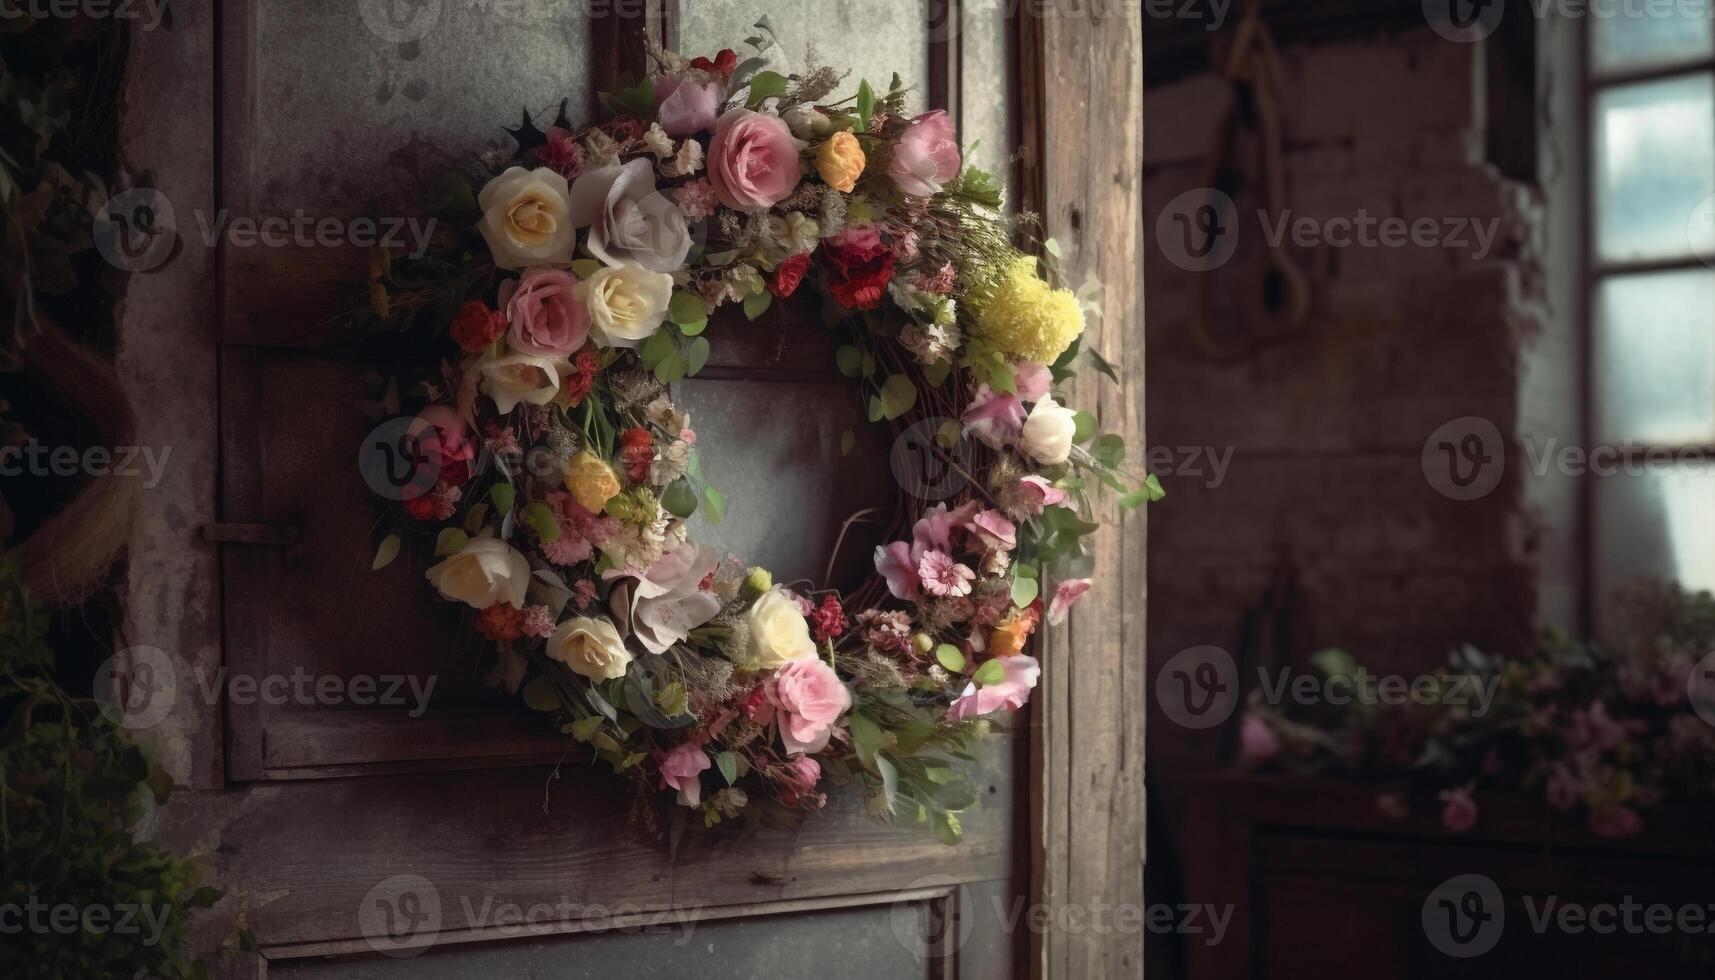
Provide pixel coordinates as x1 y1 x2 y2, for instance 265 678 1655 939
0 557 217 978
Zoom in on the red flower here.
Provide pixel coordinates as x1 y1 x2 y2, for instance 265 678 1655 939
769 252 812 299
809 594 846 644
449 299 506 353
561 350 598 407
822 231 895 311
532 126 585 179
741 685 768 722
690 48 739 78
475 603 524 642
620 426 654 484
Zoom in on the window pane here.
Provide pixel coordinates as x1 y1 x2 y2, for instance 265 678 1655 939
1594 75 1715 263
1595 269 1715 445
1591 2 1714 75
1596 466 1715 632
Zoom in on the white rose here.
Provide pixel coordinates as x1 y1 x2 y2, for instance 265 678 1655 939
425 537 530 610
584 262 674 348
745 587 816 669
781 104 817 140
477 166 576 270
479 351 569 414
1021 395 1077 466
548 616 633 681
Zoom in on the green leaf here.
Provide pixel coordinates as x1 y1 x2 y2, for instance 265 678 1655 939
850 711 883 768
654 348 688 383
1072 411 1097 444
933 808 962 845
522 501 560 541
669 291 709 334
973 659 1007 686
935 643 966 673
922 357 953 388
879 374 918 420
611 77 656 114
434 527 470 556
856 79 875 131
522 676 560 712
866 395 884 423
1092 433 1126 469
570 258 604 280
1044 237 1064 258
1011 575 1039 608
661 478 699 519
372 534 401 571
571 715 604 740
717 750 740 786
1086 346 1120 383
746 70 788 108
703 486 726 524
488 483 517 515
685 336 710 377
655 681 688 716
743 289 773 320
875 754 900 814
640 328 676 369
835 345 864 378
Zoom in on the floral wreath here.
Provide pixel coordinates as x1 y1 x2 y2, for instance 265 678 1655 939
361 19 1158 840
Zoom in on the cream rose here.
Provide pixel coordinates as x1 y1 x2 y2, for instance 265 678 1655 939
425 537 530 610
477 167 576 269
745 587 816 669
479 351 569 414
584 262 674 348
547 616 633 681
1021 395 1078 466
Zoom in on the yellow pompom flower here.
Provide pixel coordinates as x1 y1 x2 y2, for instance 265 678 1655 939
815 131 866 193
967 254 1085 364
564 451 622 514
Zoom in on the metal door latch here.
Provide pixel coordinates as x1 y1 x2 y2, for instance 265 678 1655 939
202 516 304 568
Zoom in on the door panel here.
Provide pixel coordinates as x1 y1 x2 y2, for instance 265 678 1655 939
206 1 1030 974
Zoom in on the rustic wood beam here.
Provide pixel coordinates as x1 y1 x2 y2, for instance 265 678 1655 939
1022 1 1147 977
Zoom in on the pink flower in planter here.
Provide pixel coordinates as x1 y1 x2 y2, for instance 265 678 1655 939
1589 804 1643 839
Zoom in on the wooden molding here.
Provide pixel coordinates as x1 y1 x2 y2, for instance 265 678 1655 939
1020 2 1147 977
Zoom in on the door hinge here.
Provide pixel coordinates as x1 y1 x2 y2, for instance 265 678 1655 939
202 516 304 568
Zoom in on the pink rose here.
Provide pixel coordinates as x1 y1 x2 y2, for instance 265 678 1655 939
961 384 1026 450
412 405 476 485
707 108 802 212
501 267 590 357
767 658 851 754
947 655 1040 721
827 222 883 254
654 75 724 138
889 110 961 197
1438 789 1478 833
658 741 711 807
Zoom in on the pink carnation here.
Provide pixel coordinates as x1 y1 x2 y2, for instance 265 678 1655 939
674 179 718 220
918 549 975 598
519 605 556 639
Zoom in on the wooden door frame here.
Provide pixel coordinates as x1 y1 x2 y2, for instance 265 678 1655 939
119 1 1144 975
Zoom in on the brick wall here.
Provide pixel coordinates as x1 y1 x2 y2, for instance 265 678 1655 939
1143 29 1571 767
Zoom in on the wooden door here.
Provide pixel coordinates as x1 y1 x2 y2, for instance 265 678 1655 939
120 1 1144 977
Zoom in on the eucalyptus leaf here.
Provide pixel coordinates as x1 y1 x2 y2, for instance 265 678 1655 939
433 527 470 556
935 643 966 673
371 534 401 571
972 659 1006 686
743 289 773 320
662 478 699 518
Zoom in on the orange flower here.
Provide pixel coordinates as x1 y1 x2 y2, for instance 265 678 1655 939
987 603 1042 658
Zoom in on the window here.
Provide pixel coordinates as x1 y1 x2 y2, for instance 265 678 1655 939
1586 11 1715 623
